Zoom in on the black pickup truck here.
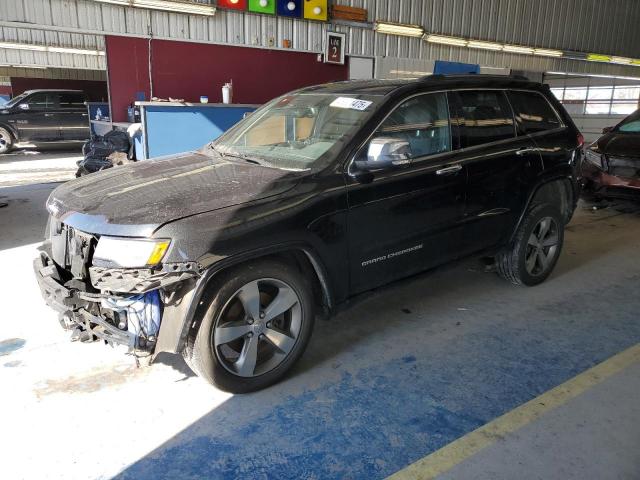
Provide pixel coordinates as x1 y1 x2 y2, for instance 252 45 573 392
0 89 89 153
34 75 582 392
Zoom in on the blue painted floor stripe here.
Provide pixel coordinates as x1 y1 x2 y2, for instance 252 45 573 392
116 274 640 480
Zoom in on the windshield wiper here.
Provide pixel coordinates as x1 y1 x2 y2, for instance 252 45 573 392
217 150 273 167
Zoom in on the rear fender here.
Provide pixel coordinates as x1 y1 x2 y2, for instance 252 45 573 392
509 175 575 243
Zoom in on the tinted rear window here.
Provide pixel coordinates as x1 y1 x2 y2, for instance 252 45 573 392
507 90 562 134
451 90 515 148
59 93 86 110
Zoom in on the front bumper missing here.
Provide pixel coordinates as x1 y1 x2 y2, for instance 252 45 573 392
34 251 194 353
34 252 105 314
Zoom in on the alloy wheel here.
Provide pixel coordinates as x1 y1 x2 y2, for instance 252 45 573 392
525 216 559 276
212 278 302 378
0 129 10 154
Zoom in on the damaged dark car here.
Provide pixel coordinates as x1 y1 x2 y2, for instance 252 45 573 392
582 109 640 199
34 75 582 393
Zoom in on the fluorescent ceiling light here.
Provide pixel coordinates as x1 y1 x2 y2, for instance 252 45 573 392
587 53 612 62
546 71 640 81
390 70 432 76
375 22 424 38
503 44 534 54
49 46 105 56
0 41 46 52
611 56 633 65
468 40 503 51
94 0 216 15
533 48 563 57
425 35 468 47
0 63 47 69
0 41 104 56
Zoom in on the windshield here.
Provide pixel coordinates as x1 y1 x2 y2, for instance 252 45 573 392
3 92 29 109
211 93 381 170
617 110 640 133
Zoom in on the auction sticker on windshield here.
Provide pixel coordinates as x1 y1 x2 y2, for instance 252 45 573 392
330 97 373 111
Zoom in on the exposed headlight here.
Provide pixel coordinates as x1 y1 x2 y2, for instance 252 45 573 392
584 149 605 170
93 237 171 268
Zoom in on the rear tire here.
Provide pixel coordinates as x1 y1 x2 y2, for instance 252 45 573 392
496 204 564 286
0 127 13 154
184 259 315 393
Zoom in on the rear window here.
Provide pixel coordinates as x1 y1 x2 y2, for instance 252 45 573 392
450 90 515 148
507 90 562 134
59 93 86 110
617 110 640 133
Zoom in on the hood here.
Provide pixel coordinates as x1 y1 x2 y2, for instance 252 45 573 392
594 132 640 157
48 152 303 236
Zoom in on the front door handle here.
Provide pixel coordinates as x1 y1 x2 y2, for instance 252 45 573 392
436 164 462 176
516 147 539 156
44 113 55 117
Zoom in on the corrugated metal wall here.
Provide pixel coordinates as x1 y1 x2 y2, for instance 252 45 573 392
0 25 105 70
1 0 640 76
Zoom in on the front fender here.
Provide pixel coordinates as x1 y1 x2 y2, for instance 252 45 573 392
153 242 333 357
0 122 18 141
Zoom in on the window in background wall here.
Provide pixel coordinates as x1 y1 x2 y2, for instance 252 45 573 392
550 88 564 101
562 87 587 115
551 84 640 115
586 87 613 114
612 86 640 114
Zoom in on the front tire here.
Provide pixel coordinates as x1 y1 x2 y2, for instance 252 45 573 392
496 204 564 286
0 127 14 154
186 259 315 393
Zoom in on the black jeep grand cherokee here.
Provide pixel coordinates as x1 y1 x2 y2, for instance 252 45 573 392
35 75 582 392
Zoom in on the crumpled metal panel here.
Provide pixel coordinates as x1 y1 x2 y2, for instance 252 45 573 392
90 265 198 294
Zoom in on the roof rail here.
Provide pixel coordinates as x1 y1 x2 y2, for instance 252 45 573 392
418 73 531 82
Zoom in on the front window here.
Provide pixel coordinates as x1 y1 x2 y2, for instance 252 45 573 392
3 92 29 108
211 93 381 170
375 93 451 158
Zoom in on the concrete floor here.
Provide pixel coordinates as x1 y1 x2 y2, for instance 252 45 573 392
0 154 639 479
0 145 80 187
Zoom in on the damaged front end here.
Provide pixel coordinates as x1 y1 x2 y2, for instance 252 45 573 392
582 142 640 199
33 220 200 359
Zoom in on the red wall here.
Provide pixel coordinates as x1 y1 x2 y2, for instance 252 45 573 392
106 35 349 122
106 36 152 122
10 77 107 101
0 85 11 96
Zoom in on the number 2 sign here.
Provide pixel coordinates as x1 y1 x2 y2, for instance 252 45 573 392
325 31 346 65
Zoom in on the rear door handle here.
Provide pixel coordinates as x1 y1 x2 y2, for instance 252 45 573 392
516 147 539 156
44 113 55 117
436 164 462 176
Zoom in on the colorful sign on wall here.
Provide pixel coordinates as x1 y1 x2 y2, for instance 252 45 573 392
220 0 330 22
218 0 248 10
303 0 328 21
249 0 275 14
276 0 301 17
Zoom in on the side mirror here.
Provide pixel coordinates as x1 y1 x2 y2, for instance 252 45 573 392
356 137 412 171
18 103 29 111
602 126 613 134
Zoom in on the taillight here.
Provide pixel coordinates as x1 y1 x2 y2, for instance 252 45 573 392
577 133 585 147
